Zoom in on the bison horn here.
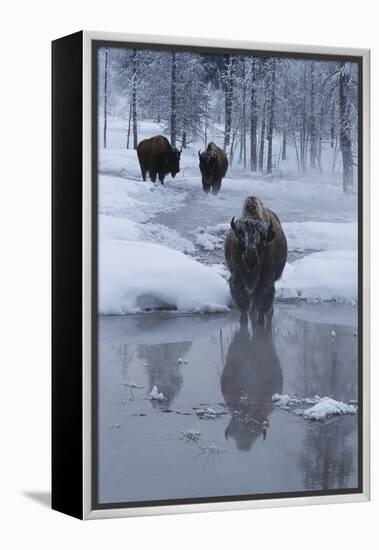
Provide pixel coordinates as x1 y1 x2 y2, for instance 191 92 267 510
179 147 182 154
230 216 236 232
198 150 201 158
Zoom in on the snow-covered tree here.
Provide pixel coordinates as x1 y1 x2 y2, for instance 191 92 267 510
98 47 359 190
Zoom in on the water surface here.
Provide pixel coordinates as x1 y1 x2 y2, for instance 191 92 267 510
98 303 358 504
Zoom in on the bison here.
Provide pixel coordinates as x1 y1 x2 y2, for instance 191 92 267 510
198 142 228 195
221 325 283 451
137 135 182 185
224 196 287 328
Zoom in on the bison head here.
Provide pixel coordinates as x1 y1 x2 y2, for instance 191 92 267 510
169 147 182 178
198 149 218 186
231 216 275 273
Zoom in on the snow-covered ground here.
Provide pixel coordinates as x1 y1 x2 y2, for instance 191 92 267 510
192 221 357 253
276 250 357 303
100 239 230 314
98 118 358 313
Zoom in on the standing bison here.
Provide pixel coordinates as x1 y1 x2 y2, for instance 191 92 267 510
137 135 182 185
198 142 228 195
225 196 287 328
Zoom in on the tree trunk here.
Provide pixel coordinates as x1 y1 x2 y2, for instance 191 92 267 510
300 63 307 173
282 130 287 160
309 62 317 168
181 131 187 149
131 49 138 149
224 55 234 151
339 63 353 192
293 132 300 170
103 48 109 149
317 91 326 174
229 126 238 166
126 102 132 149
204 89 209 149
239 127 243 163
250 60 258 171
170 51 177 147
330 99 335 148
281 71 288 161
258 101 266 172
242 59 247 169
266 59 276 174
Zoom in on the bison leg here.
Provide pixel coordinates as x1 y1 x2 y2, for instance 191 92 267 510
229 273 250 326
211 181 221 195
149 170 157 183
265 306 274 331
141 167 147 182
254 283 275 330
158 172 165 185
137 158 147 181
202 179 211 193
249 304 258 328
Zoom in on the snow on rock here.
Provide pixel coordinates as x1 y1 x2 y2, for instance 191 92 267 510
192 224 229 251
100 239 231 314
282 222 357 252
194 407 227 420
302 397 357 420
272 393 357 420
276 250 357 303
272 393 303 408
195 231 223 251
149 386 166 401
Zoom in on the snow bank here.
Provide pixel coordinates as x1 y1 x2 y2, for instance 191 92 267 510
272 393 357 420
207 263 230 281
100 239 231 314
100 214 195 254
276 250 357 303
282 222 357 252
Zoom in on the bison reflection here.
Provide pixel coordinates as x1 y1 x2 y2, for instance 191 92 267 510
221 326 283 451
138 341 191 409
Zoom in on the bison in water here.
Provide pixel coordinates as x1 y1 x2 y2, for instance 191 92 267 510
137 135 182 185
225 196 287 328
198 142 228 195
221 325 283 451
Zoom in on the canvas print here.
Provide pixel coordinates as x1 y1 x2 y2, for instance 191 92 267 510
95 43 360 507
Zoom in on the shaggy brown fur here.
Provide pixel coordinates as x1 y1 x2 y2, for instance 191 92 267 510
225 196 287 328
137 135 181 185
198 142 228 194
